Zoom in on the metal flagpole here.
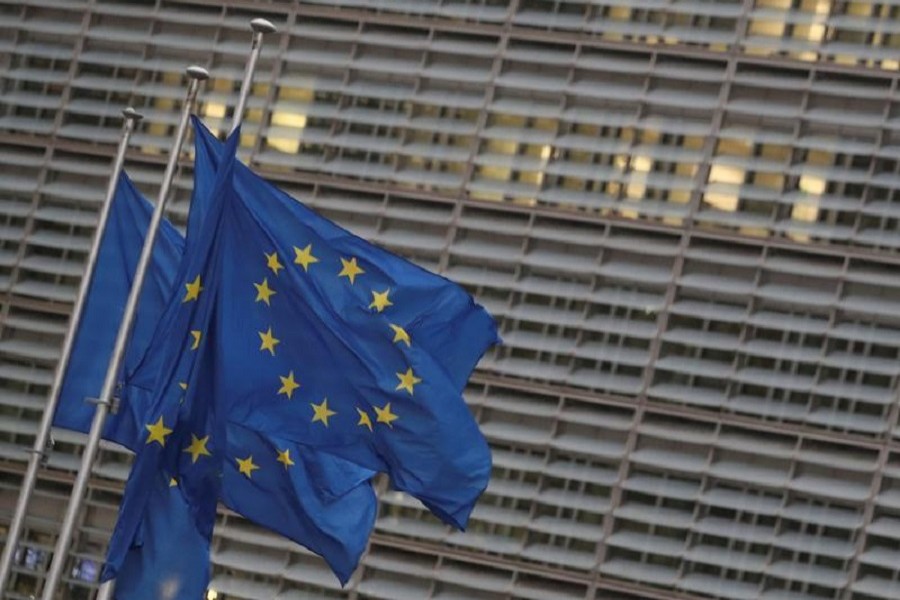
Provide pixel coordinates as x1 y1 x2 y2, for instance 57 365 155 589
0 108 143 595
95 579 115 600
39 66 210 600
96 20 275 600
231 18 276 133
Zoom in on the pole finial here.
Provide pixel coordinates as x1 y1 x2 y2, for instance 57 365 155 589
250 18 277 34
122 107 144 121
186 65 210 81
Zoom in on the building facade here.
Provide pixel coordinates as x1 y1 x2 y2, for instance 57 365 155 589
2 1 900 599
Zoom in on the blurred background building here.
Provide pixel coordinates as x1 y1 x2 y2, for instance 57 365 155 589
2 1 900 599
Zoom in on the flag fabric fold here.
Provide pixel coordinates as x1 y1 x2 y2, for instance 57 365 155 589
53 173 184 450
154 121 500 528
101 130 242 593
222 422 375 583
100 129 377 596
84 116 498 597
103 470 210 600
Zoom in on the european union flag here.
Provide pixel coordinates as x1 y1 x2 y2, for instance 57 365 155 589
52 172 184 450
52 110 235 448
102 127 378 597
101 130 243 598
131 121 500 528
105 470 209 600
53 113 235 450
102 115 498 596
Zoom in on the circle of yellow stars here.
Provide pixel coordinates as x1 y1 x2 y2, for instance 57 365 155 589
146 245 429 483
254 248 420 433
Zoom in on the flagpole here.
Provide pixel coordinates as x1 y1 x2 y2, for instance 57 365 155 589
96 21 274 600
0 108 143 595
231 18 276 133
39 66 209 600
96 18 274 599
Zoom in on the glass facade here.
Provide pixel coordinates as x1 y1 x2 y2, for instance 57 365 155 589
1 1 900 599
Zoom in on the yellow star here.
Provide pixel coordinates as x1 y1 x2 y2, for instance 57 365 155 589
369 289 393 313
236 455 259 478
395 367 422 395
190 330 202 351
389 323 411 347
258 326 280 356
338 257 365 284
356 407 373 432
293 244 319 272
145 416 173 447
183 434 212 464
169 477 178 487
278 370 300 399
178 381 188 390
183 275 203 303
276 448 295 469
311 398 336 427
265 251 284 276
254 277 277 306
374 403 399 428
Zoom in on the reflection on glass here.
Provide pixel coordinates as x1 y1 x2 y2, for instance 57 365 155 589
71 558 98 582
266 86 314 154
14 545 45 570
201 78 234 138
705 164 744 212
620 155 651 219
268 111 307 154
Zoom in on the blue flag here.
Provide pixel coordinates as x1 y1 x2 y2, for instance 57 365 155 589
53 114 238 448
101 132 242 597
102 128 378 596
106 470 209 600
130 121 499 528
53 173 184 450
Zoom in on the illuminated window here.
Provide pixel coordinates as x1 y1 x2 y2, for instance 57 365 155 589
266 87 314 154
797 0 831 43
845 1 874 17
241 82 269 148
748 20 786 40
144 71 182 151
202 77 232 123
